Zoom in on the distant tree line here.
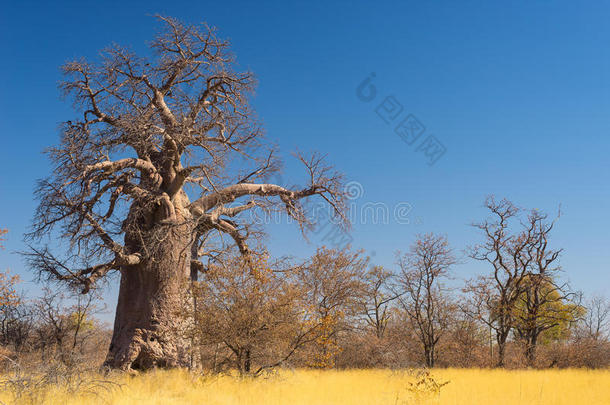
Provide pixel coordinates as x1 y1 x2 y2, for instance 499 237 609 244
1 195 609 374
17 16 608 374
184 196 609 372
1 230 109 371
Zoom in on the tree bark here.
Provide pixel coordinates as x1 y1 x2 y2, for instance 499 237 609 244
103 218 194 371
424 345 435 368
525 333 537 367
244 349 251 373
496 336 507 368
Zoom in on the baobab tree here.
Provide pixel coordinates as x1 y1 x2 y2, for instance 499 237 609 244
25 16 347 371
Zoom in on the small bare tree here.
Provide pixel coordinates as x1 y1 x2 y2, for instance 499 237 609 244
0 291 33 355
464 197 540 367
360 266 397 339
0 230 31 355
580 294 610 341
32 287 103 367
25 16 347 371
0 229 19 312
445 312 487 367
395 233 456 367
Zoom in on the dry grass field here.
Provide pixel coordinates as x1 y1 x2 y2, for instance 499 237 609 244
1 368 609 405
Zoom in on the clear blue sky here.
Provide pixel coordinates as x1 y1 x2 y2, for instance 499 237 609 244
1 1 609 317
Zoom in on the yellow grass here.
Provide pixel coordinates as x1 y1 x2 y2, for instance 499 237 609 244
1 368 609 405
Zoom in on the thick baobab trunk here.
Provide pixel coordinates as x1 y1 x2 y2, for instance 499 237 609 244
103 221 194 371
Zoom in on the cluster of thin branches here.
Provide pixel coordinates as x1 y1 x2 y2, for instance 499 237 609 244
25 16 348 293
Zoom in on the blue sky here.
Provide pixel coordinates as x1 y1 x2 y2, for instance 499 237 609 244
1 1 609 317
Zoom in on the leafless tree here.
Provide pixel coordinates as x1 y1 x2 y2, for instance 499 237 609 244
0 231 31 355
32 288 102 367
360 266 398 339
580 294 610 341
510 209 580 366
444 313 487 367
24 16 347 371
395 233 456 367
463 196 541 367
0 292 33 354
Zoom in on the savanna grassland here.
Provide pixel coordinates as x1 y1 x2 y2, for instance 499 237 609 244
2 11 610 405
1 368 609 405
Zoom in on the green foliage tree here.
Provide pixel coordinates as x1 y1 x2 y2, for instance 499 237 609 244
513 276 583 365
